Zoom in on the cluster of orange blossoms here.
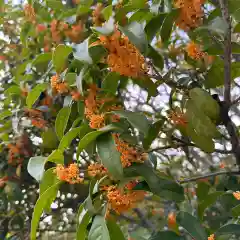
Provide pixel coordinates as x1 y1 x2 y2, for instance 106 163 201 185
208 234 215 240
233 191 240 200
168 110 187 127
55 163 83 184
24 4 36 23
51 75 69 94
92 3 105 26
24 108 48 129
113 134 148 167
7 134 32 165
88 163 108 177
174 0 205 31
102 184 146 214
168 212 177 229
99 30 147 78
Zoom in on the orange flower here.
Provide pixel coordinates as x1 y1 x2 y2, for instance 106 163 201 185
64 21 83 43
125 180 139 190
113 134 147 167
174 0 205 31
89 114 105 129
233 191 240 200
31 118 48 129
208 234 215 240
102 185 145 214
88 163 108 177
99 30 147 78
55 163 83 184
24 4 36 22
7 144 22 165
168 110 187 126
0 55 6 61
71 90 82 101
51 75 59 89
168 212 177 229
92 3 104 26
186 41 206 60
219 162 225 169
36 24 47 33
0 176 8 188
56 82 69 94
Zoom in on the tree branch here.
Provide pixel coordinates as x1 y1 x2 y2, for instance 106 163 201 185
178 170 240 184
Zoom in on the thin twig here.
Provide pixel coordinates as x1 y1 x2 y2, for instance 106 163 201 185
178 170 240 184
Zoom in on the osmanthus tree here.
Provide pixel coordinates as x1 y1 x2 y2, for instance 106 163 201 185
2 0 240 239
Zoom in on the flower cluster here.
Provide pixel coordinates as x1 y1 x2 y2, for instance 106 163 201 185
168 110 187 127
51 75 69 94
55 163 83 184
99 30 147 78
24 108 48 129
233 191 240 200
174 0 205 31
88 163 108 177
113 134 148 167
168 212 177 229
208 234 215 240
24 4 36 23
102 185 145 214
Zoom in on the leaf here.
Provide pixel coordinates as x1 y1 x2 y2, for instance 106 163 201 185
26 83 48 108
77 124 123 157
58 126 85 151
39 168 59 212
31 182 61 240
107 219 125 240
231 204 240 217
143 119 164 149
55 106 71 140
124 163 184 202
150 231 183 240
196 182 210 202
89 215 110 240
102 5 112 21
53 44 72 73
161 9 179 44
176 212 208 240
97 133 123 180
216 224 240 236
114 110 149 136
47 149 64 164
46 0 64 10
65 72 77 85
120 22 148 54
4 85 21 96
147 46 164 70
145 13 167 42
27 156 47 182
198 192 225 220
41 128 58 150
73 39 93 64
0 110 12 120
32 53 52 66
102 72 120 94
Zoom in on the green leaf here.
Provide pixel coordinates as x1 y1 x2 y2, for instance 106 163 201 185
41 128 58 150
216 224 240 236
89 215 110 240
26 83 48 108
198 191 225 220
176 212 208 240
76 206 92 240
53 44 72 73
4 85 21 96
147 45 164 70
77 124 122 157
161 9 179 44
31 182 61 240
39 168 59 212
32 53 52 66
89 45 107 62
65 73 77 85
231 204 240 217
143 119 164 150
97 133 123 180
125 163 184 202
46 0 64 10
120 22 148 54
102 72 120 94
47 149 64 164
189 88 220 121
55 106 71 140
107 219 126 240
114 110 149 136
58 127 83 151
27 156 47 182
196 182 210 202
150 231 183 240
0 110 12 120
145 13 166 42
102 5 112 21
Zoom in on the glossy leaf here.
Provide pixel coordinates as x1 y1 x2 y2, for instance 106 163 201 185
97 133 123 180
47 149 64 164
27 156 47 182
89 215 110 240
76 206 91 240
150 231 183 240
196 182 210 201
102 72 120 94
231 203 240 217
107 219 126 240
32 53 52 66
176 211 207 240
26 83 48 108
0 110 12 120
31 182 61 240
216 224 240 236
55 106 71 140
